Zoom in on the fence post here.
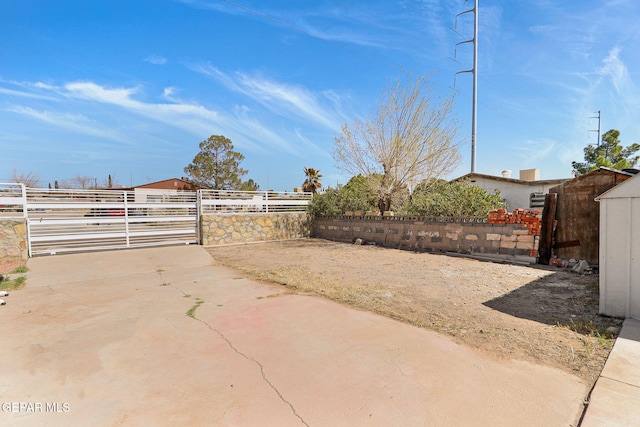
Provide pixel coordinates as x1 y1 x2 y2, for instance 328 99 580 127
19 183 27 219
265 191 269 213
538 193 557 265
22 184 33 257
124 190 130 247
196 190 202 244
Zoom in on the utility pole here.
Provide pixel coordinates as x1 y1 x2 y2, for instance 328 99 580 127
589 111 601 146
454 0 478 173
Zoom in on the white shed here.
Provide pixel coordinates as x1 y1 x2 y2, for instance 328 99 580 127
596 173 640 319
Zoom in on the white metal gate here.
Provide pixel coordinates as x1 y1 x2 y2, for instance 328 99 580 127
25 188 198 256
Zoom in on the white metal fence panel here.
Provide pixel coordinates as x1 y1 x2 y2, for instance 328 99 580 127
199 189 311 214
4 185 311 256
0 182 26 218
26 188 198 256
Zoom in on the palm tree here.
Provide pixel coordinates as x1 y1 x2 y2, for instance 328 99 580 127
302 167 323 193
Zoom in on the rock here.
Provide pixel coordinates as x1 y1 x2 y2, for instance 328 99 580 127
0 291 8 297
571 260 591 274
354 238 364 245
0 299 5 305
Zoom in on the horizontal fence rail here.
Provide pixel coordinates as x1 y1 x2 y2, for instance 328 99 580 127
25 188 198 256
0 182 26 218
321 214 489 223
2 185 312 256
199 190 312 214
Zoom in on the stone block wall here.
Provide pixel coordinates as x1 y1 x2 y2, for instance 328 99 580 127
313 216 540 264
201 212 311 246
0 219 28 261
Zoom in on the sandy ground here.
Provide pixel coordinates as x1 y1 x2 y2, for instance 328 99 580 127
207 238 623 385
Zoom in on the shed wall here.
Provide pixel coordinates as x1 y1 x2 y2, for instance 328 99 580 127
600 197 640 319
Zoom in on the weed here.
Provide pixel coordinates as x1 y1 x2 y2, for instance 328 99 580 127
583 338 593 357
160 282 170 286
0 275 26 291
186 300 204 318
183 294 191 298
11 265 28 274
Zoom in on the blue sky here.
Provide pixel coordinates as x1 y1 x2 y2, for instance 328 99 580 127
2 0 639 190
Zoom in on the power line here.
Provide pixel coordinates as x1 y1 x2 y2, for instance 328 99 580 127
218 0 597 151
589 111 601 146
453 0 478 173
326 1 592 147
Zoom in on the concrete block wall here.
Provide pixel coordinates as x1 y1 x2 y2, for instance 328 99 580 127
313 217 540 263
0 219 28 261
201 212 311 246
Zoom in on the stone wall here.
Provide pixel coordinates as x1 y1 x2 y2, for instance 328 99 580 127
0 218 28 261
201 213 311 246
313 216 540 264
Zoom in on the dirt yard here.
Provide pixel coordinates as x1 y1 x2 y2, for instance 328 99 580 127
207 238 623 385
0 259 26 274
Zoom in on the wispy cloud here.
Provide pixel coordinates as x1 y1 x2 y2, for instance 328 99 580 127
0 86 53 100
162 86 178 100
515 138 558 162
177 0 242 15
194 64 346 131
3 78 296 155
0 79 60 100
598 47 630 93
8 106 131 144
144 55 168 65
179 0 442 57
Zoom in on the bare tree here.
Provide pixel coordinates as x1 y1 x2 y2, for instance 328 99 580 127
9 169 41 187
61 175 97 189
334 73 461 213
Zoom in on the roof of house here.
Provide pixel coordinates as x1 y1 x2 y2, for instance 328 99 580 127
451 172 568 187
134 178 199 190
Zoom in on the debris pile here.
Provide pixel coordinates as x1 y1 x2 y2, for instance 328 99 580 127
549 258 593 274
488 208 542 235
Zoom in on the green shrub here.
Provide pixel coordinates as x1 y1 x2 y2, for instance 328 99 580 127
403 179 505 217
308 175 379 216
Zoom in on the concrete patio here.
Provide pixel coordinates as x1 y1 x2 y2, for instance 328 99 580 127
0 246 588 426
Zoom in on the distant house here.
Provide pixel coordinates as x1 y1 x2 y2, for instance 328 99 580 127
134 178 199 191
132 178 198 204
452 169 568 210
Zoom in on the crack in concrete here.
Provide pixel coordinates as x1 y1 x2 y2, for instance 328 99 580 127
192 316 310 427
156 268 308 425
156 270 189 298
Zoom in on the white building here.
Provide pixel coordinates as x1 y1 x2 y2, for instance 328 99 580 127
452 169 568 210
